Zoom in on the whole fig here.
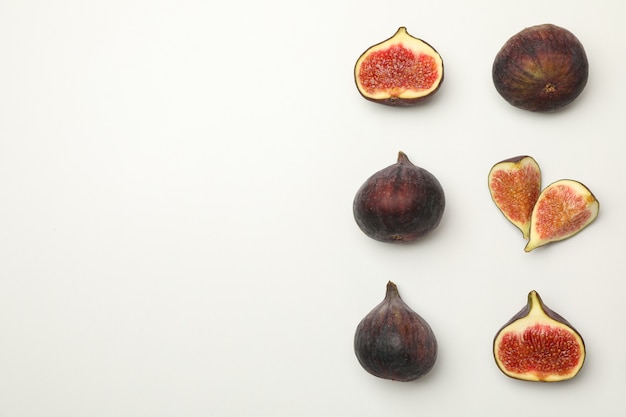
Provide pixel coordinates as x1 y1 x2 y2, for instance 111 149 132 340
353 151 445 243
492 24 588 112
354 281 437 382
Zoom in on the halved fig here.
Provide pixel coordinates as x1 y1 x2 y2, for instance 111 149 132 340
354 27 444 106
493 290 585 382
488 156 541 239
525 179 599 252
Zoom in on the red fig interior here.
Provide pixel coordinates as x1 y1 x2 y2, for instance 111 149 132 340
525 179 599 252
493 290 585 382
488 156 541 239
354 27 444 105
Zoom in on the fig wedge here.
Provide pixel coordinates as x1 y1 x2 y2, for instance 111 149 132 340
488 156 541 239
525 179 599 252
493 290 585 382
354 27 444 106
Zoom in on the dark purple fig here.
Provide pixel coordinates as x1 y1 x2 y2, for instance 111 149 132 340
354 281 437 381
353 151 445 243
492 24 588 112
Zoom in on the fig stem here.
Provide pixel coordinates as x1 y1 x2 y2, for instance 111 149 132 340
397 151 412 165
528 290 540 308
386 281 400 299
396 27 408 36
526 290 548 318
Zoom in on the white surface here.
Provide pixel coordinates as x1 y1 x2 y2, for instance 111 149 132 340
0 1 624 416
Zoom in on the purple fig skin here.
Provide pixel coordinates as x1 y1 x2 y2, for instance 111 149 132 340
353 151 445 243
492 24 588 112
354 281 438 381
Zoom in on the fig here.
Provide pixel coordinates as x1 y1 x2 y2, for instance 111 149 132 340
488 155 541 239
353 151 445 243
492 24 588 112
493 290 585 382
354 281 437 381
525 179 599 252
354 27 444 106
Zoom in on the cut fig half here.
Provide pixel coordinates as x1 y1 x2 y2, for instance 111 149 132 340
354 27 444 106
525 179 599 252
488 156 541 239
493 290 585 382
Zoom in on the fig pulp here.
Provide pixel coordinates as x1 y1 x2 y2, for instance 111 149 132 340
493 290 585 382
488 156 541 239
492 24 588 112
354 281 437 381
353 151 445 243
354 27 444 106
525 179 599 252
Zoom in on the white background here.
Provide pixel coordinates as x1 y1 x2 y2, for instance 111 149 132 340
1 0 624 416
